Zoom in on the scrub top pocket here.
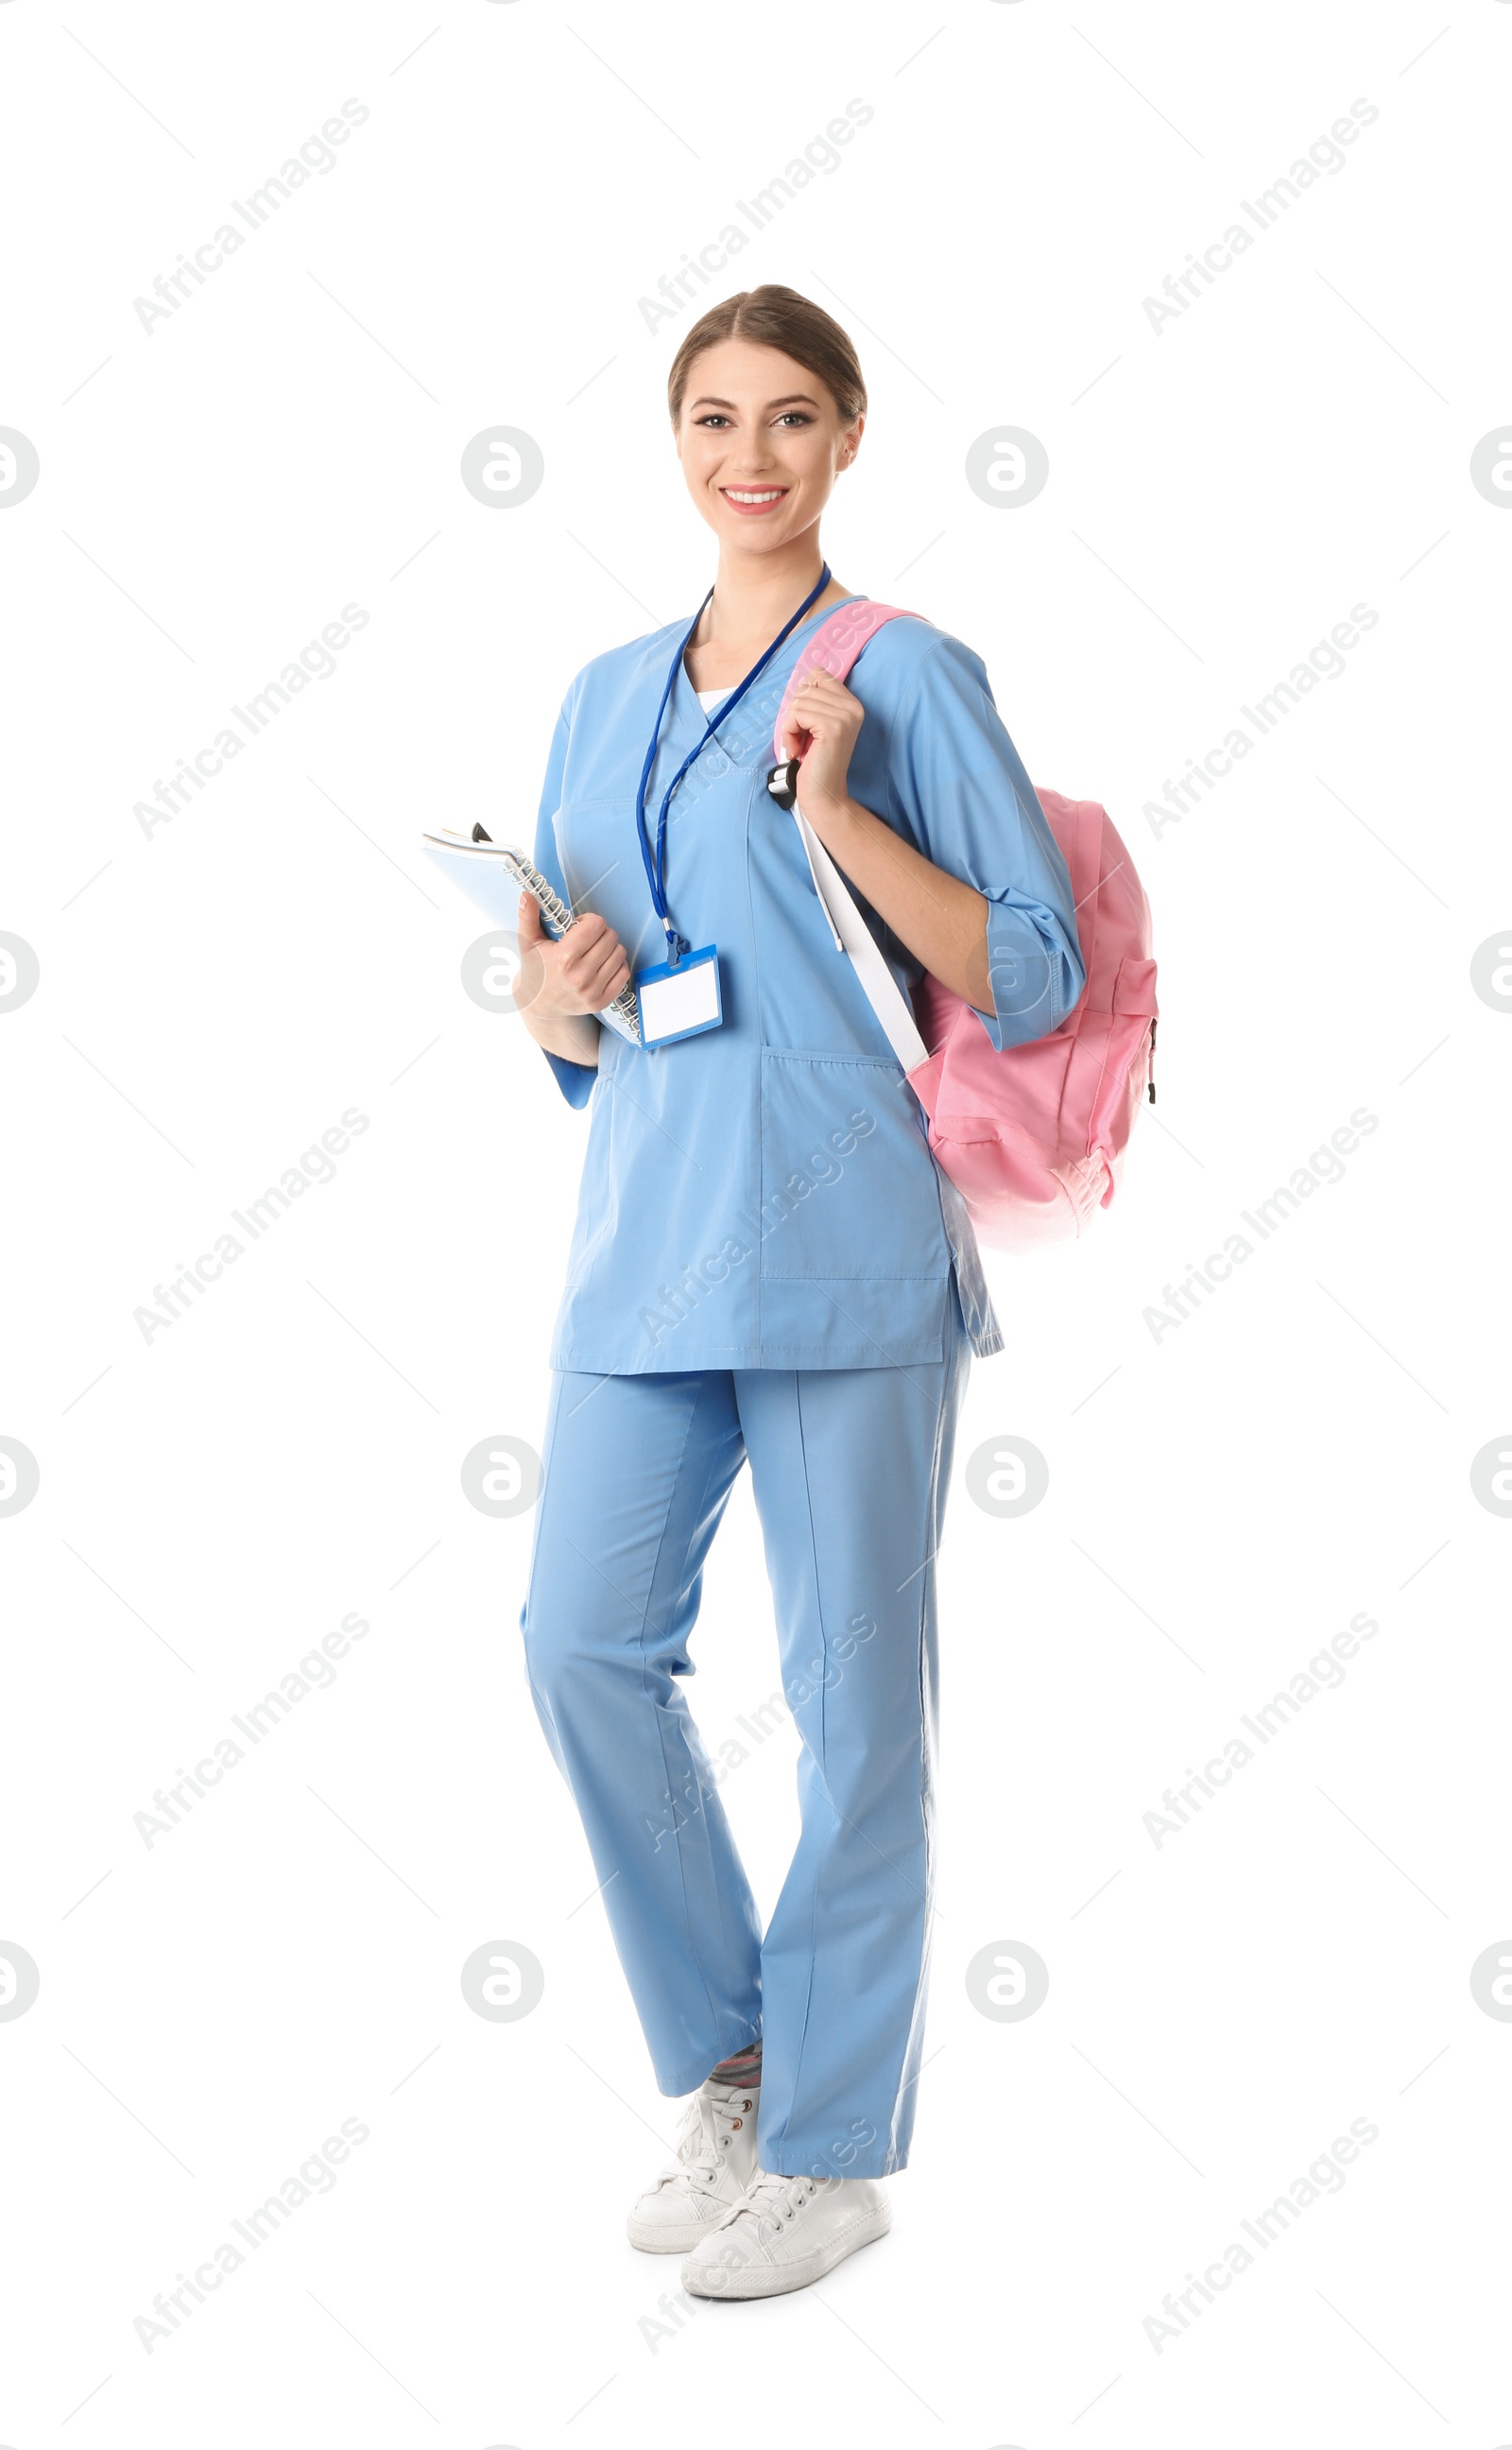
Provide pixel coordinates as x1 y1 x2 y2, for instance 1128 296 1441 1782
757 1047 949 1285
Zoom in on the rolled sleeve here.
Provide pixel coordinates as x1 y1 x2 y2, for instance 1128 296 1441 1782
531 694 600 1109
979 887 1083 1052
885 634 1086 1051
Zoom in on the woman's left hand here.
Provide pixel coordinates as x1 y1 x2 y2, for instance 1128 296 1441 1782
780 668 863 820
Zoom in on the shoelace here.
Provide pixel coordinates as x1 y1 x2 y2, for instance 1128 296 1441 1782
650 2091 752 2197
718 2167 830 2235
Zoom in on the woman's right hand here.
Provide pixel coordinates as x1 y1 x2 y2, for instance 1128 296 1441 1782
516 893 630 1027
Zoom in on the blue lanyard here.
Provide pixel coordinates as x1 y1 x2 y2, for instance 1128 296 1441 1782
634 563 832 963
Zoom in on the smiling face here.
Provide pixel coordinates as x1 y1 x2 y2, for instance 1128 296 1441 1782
674 336 864 556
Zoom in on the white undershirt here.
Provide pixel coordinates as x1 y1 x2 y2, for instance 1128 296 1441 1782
696 687 729 713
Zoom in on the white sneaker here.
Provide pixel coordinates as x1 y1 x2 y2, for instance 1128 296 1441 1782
626 2079 760 2253
680 2167 891 2299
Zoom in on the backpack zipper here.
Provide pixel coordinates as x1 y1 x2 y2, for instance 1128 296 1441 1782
1147 1015 1158 1105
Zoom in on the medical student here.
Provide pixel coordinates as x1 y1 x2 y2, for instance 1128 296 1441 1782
516 285 1084 2301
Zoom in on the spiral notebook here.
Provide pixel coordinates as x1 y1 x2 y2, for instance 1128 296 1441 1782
421 825 641 1044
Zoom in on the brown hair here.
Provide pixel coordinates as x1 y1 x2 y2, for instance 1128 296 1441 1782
666 285 867 427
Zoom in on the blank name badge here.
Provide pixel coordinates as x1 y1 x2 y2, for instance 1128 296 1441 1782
633 943 723 1049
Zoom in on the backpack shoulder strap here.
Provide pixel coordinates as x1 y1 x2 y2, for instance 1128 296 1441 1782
771 598 917 763
793 805 929 1068
770 598 930 1073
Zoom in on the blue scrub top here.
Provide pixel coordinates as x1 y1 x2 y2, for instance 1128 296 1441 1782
531 596 1086 1373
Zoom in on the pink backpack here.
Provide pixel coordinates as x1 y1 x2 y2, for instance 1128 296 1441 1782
772 602 1158 1250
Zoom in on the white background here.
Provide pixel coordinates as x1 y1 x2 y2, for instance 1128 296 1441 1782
3 0 1509 2441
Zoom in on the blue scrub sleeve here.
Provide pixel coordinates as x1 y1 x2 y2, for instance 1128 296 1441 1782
884 636 1086 1050
530 699 598 1111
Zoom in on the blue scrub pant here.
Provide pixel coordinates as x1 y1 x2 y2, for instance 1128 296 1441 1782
519 1287 971 2180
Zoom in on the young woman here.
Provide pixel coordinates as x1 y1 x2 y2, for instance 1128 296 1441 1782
517 285 1084 2300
